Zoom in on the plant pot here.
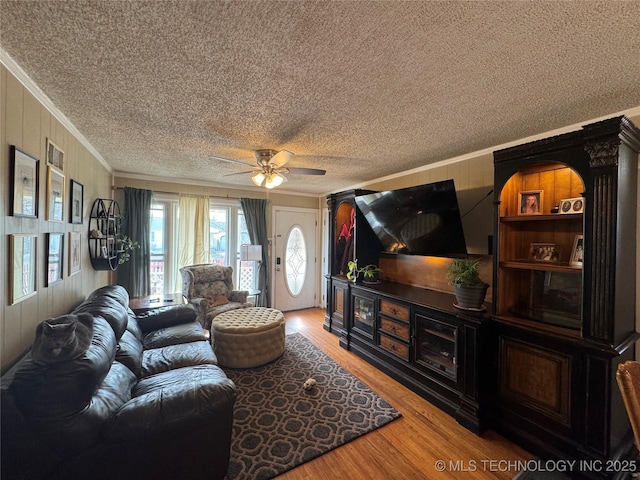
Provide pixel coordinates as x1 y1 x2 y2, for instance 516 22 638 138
362 272 380 284
454 284 488 310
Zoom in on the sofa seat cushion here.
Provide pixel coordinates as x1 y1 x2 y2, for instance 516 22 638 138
142 322 206 349
141 341 217 377
105 365 235 441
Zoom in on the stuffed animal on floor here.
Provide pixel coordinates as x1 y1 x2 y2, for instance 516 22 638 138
303 378 317 391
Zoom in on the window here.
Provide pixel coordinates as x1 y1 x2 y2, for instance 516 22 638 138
285 226 307 296
148 197 257 295
209 203 255 290
149 197 177 296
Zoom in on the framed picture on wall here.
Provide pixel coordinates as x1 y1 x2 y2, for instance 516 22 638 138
10 146 39 218
46 233 64 286
10 234 38 305
47 167 65 222
69 232 81 276
70 179 84 224
518 190 543 215
46 138 64 172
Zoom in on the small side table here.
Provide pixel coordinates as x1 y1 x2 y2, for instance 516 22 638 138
129 293 186 315
247 289 261 305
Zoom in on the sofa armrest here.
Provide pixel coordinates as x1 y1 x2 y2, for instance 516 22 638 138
135 304 197 333
104 365 235 442
228 290 249 303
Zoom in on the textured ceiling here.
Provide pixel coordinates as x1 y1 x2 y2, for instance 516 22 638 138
1 1 640 195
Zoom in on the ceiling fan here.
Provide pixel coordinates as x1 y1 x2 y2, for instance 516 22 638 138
210 149 326 189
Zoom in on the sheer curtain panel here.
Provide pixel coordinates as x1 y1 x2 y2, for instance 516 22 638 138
177 194 210 290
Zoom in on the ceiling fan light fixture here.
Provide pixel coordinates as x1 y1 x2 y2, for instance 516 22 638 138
251 171 266 186
271 173 285 187
264 173 284 189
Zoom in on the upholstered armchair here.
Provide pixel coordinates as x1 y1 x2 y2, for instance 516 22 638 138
180 264 252 329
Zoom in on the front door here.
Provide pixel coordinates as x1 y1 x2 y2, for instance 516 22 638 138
272 207 318 311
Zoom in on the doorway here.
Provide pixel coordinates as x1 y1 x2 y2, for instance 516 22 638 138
272 207 318 311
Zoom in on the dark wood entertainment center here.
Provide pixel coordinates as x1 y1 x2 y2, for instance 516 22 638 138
324 116 640 478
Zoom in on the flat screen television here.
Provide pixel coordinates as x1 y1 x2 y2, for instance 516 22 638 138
354 180 468 257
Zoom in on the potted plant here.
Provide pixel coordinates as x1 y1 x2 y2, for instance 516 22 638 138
360 264 382 284
445 258 489 310
117 235 140 265
346 260 383 284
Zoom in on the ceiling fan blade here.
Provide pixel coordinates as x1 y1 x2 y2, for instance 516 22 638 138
223 170 256 177
270 150 294 167
286 167 326 176
210 155 255 167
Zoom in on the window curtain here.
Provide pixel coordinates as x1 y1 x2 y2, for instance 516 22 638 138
118 187 153 297
240 198 269 307
176 194 210 290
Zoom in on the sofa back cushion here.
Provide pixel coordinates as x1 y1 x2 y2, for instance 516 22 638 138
8 316 136 456
10 316 117 417
73 295 128 340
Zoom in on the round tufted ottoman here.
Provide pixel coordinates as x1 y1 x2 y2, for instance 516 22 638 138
211 307 285 368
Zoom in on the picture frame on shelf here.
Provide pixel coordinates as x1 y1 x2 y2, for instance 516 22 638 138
69 232 81 275
46 233 64 286
529 243 561 262
9 234 38 305
570 234 584 268
519 190 543 215
46 167 65 222
46 138 64 172
10 146 39 218
70 179 84 224
559 197 584 214
101 246 109 259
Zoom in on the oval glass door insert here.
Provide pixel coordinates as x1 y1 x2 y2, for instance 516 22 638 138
285 226 307 296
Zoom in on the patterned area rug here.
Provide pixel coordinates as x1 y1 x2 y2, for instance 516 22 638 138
222 333 401 480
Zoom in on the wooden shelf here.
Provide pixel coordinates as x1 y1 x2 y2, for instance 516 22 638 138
500 213 582 222
493 313 582 339
422 327 455 342
500 260 582 273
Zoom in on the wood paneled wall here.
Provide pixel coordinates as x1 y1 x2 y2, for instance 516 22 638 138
1 65 112 369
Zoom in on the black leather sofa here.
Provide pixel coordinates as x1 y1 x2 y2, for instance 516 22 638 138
1 285 236 480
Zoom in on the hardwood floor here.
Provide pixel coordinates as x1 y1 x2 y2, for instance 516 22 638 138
278 308 533 480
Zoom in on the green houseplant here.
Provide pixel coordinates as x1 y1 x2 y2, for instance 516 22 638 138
445 258 489 310
117 235 140 265
346 260 383 284
360 264 382 284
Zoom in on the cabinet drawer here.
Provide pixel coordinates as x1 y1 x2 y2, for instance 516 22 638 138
379 333 410 361
379 317 410 341
379 300 409 322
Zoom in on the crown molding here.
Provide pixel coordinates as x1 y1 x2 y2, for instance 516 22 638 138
1 48 112 174
114 171 322 198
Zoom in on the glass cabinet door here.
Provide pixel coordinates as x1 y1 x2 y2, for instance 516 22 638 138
353 294 375 337
415 313 457 380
